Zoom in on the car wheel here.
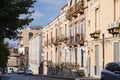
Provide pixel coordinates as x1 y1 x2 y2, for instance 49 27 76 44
101 78 104 80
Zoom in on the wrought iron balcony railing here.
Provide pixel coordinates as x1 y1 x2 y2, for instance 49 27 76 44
67 33 85 46
66 1 84 20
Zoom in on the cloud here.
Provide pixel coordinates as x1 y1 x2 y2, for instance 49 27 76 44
31 11 44 19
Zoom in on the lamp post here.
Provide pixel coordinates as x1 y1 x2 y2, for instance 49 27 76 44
102 33 105 69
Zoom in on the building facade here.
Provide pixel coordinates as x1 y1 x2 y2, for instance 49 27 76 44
85 0 120 77
42 0 120 77
8 47 19 67
29 32 43 74
7 47 20 73
18 26 42 69
42 0 89 76
42 11 68 74
66 0 88 76
17 0 120 78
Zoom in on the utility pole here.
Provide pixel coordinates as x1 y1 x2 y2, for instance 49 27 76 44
102 34 105 69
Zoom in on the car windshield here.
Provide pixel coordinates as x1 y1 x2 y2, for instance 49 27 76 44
105 62 120 72
26 70 32 72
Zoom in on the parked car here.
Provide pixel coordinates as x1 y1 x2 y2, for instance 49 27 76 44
24 70 33 75
0 70 2 80
101 62 120 80
17 68 24 74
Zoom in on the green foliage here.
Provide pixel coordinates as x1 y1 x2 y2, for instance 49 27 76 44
0 0 36 39
0 0 36 69
0 40 10 68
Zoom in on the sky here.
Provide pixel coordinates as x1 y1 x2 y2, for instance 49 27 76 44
7 0 67 47
29 0 67 26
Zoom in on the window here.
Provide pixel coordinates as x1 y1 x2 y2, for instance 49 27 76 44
114 42 120 61
88 20 90 27
75 23 77 33
51 32 52 43
69 26 72 36
65 24 67 35
29 32 33 39
95 8 99 30
80 21 84 40
56 29 57 37
51 51 52 61
70 0 72 7
47 52 48 61
56 48 58 63
81 49 84 67
59 27 62 36
47 34 48 45
95 45 99 75
80 21 84 34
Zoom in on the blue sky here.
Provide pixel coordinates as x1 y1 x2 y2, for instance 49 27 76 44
30 0 67 26
6 0 67 46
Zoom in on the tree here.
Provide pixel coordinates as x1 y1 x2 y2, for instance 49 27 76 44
0 40 10 68
0 0 36 68
0 0 36 40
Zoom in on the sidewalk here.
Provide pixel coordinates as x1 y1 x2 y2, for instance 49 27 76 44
35 74 100 80
38 74 75 80
75 77 100 80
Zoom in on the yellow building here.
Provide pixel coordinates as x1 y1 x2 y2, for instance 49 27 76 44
65 0 88 76
42 10 68 74
39 0 120 78
42 0 89 76
85 0 120 77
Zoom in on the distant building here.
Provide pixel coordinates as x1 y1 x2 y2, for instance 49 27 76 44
18 26 42 69
8 47 19 67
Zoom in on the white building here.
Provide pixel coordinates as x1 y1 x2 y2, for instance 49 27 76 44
29 32 43 74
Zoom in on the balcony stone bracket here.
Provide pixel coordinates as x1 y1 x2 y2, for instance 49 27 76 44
107 27 120 37
90 30 101 39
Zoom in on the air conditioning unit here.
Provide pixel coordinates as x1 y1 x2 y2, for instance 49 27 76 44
108 22 120 29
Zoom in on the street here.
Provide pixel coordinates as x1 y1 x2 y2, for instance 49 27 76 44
1 74 73 80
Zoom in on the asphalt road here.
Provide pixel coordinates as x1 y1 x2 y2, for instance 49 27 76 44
1 74 71 80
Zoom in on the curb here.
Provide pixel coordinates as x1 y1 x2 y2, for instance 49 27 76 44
33 74 100 80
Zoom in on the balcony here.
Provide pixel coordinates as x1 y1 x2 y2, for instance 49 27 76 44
90 30 101 39
75 33 84 46
48 39 51 46
66 7 74 20
53 37 59 46
67 33 85 46
58 35 68 43
44 41 48 47
107 22 120 36
66 1 84 20
75 1 84 14
67 36 74 46
51 37 54 44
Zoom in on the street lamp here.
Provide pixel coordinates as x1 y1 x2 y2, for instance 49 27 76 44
102 33 105 69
